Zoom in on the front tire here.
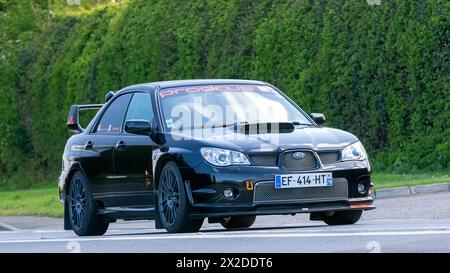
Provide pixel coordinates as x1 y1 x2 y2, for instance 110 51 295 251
322 210 363 226
220 216 256 229
157 162 203 233
67 171 109 236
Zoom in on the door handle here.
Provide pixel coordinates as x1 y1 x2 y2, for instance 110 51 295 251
84 140 93 150
115 140 126 151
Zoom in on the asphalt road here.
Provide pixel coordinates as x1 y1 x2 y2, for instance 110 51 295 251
1 192 450 253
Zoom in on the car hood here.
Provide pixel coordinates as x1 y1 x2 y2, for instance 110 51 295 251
167 126 358 153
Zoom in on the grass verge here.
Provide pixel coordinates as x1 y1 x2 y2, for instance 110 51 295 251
0 183 62 217
0 172 448 218
372 172 449 190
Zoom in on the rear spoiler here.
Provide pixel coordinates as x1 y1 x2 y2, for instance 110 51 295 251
67 104 103 133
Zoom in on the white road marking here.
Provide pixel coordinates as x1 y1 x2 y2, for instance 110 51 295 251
1 229 450 244
371 218 435 222
32 230 67 233
8 223 450 236
244 225 450 234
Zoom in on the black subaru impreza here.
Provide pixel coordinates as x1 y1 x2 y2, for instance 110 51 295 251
59 79 374 236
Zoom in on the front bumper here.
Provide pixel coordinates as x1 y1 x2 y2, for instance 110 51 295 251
189 197 375 219
180 160 374 219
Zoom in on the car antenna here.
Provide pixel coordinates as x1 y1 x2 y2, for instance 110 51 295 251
105 91 116 102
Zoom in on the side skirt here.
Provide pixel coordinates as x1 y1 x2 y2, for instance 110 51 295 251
97 207 155 221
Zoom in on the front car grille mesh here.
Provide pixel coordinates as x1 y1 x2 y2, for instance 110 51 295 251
249 154 278 166
318 151 340 165
249 150 341 168
254 178 348 204
282 151 318 170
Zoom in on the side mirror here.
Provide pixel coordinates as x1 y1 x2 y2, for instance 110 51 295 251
125 120 152 135
309 113 326 126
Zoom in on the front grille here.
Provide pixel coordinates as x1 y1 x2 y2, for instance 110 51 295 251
318 151 340 165
254 178 348 204
282 151 318 170
249 154 278 166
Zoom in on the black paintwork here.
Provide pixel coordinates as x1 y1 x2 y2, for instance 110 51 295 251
59 79 374 226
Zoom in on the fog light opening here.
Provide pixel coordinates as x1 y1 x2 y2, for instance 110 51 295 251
223 188 235 199
357 182 367 194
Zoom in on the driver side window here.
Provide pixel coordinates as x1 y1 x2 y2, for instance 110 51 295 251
124 92 154 126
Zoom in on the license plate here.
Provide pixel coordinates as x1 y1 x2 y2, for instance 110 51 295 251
275 173 333 189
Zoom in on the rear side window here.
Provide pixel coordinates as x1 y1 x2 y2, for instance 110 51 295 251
124 92 154 124
93 93 132 134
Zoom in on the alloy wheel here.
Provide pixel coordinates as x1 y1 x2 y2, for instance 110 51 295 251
159 167 180 225
69 177 88 230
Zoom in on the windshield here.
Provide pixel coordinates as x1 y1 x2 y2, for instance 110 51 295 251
158 84 312 131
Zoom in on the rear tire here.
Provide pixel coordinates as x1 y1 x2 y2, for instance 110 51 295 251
67 171 109 236
322 210 363 226
157 161 203 233
220 216 256 229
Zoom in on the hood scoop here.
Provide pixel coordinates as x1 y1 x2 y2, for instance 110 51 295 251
235 122 295 134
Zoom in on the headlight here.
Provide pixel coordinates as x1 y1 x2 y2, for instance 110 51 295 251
200 147 251 166
342 141 367 161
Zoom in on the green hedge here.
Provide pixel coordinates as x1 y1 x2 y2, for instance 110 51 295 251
0 0 448 187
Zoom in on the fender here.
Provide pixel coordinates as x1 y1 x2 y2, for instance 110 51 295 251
151 146 202 181
60 160 88 231
58 160 88 203
151 147 202 229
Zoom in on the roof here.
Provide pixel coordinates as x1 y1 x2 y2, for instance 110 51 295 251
154 79 267 89
120 79 268 92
